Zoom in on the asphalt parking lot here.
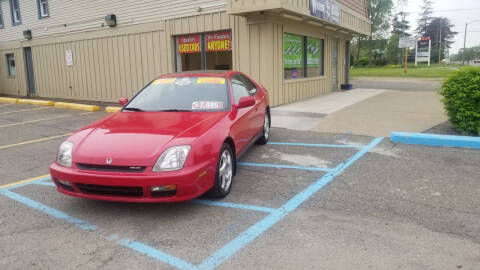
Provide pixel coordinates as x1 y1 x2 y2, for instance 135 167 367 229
1 102 479 270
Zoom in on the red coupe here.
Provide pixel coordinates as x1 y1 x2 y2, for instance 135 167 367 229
49 71 270 202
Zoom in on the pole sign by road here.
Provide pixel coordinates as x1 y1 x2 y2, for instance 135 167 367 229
415 36 431 66
398 37 416 48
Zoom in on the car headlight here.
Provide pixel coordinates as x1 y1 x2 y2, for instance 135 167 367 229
153 145 191 172
57 141 74 167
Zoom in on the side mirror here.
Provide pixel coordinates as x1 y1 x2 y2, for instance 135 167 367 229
119 97 129 106
238 96 255 109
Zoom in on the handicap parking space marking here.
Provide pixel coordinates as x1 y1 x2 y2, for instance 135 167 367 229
198 137 384 269
0 133 72 150
0 138 383 270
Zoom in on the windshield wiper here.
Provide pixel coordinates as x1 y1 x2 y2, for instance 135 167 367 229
123 107 144 112
157 109 192 112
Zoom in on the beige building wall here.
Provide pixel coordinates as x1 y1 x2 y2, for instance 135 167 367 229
0 0 226 43
0 47 27 96
0 11 352 106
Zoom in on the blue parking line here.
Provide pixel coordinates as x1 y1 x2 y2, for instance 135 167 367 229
198 137 384 270
192 199 278 214
237 162 333 172
3 176 52 191
268 141 363 148
35 181 56 187
0 189 97 231
120 238 198 270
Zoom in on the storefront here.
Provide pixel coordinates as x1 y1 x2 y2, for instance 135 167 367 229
0 0 370 106
175 31 233 71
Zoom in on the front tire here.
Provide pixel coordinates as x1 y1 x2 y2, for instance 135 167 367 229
206 143 234 199
256 110 270 145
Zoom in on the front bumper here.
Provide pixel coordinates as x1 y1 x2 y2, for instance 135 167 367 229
49 161 215 203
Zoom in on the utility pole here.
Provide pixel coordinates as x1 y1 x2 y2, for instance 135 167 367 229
463 20 480 65
438 20 442 64
463 22 467 65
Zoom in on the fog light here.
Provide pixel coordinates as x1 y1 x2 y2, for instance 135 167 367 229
150 185 177 197
54 178 75 192
58 179 71 186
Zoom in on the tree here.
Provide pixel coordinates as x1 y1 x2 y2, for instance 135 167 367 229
366 0 394 66
450 45 480 63
416 0 433 36
424 17 457 63
392 11 410 36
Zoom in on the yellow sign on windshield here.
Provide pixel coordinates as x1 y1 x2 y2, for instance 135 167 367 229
197 77 226 84
152 78 176 85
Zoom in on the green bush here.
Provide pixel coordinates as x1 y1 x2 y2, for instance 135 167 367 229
357 57 369 67
374 58 388 67
441 67 480 136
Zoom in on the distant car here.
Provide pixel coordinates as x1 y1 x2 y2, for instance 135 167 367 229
49 71 270 202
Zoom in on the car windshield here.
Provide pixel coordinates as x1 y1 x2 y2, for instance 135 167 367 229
124 76 230 112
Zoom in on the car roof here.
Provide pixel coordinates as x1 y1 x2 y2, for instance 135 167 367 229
161 70 234 78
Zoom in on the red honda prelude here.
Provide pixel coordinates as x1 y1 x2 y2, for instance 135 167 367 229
50 71 271 202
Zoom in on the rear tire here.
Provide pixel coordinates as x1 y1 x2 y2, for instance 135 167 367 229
206 143 234 199
256 110 270 145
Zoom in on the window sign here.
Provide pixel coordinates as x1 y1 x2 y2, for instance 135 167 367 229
283 34 303 69
284 34 324 79
177 34 201 54
307 38 321 67
206 32 231 52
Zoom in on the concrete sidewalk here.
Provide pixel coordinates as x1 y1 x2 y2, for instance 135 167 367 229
271 89 386 131
272 89 448 137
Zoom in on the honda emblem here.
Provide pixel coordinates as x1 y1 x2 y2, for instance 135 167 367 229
105 158 112 165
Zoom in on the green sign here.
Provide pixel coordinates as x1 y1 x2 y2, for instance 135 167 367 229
283 34 303 68
307 38 321 67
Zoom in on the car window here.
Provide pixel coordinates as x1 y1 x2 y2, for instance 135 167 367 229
231 76 250 104
124 76 230 112
237 74 257 96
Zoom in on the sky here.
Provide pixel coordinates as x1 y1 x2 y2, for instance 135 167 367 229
400 0 480 54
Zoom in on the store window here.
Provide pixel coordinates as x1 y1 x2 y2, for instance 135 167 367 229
307 37 324 77
284 33 324 80
175 31 232 72
283 33 304 79
6 53 16 76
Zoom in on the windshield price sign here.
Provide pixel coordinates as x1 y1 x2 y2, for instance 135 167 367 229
178 34 201 54
206 32 232 52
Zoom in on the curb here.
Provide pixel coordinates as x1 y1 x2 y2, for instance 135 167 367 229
391 132 480 149
54 102 100 112
105 106 122 113
0 97 19 103
17 99 54 106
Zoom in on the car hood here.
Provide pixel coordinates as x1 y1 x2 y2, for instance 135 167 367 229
71 111 227 166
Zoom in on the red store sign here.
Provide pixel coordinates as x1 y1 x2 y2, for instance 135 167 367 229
178 34 201 54
206 32 232 52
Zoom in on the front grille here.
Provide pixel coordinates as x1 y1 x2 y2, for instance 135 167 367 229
76 163 146 172
76 183 143 197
